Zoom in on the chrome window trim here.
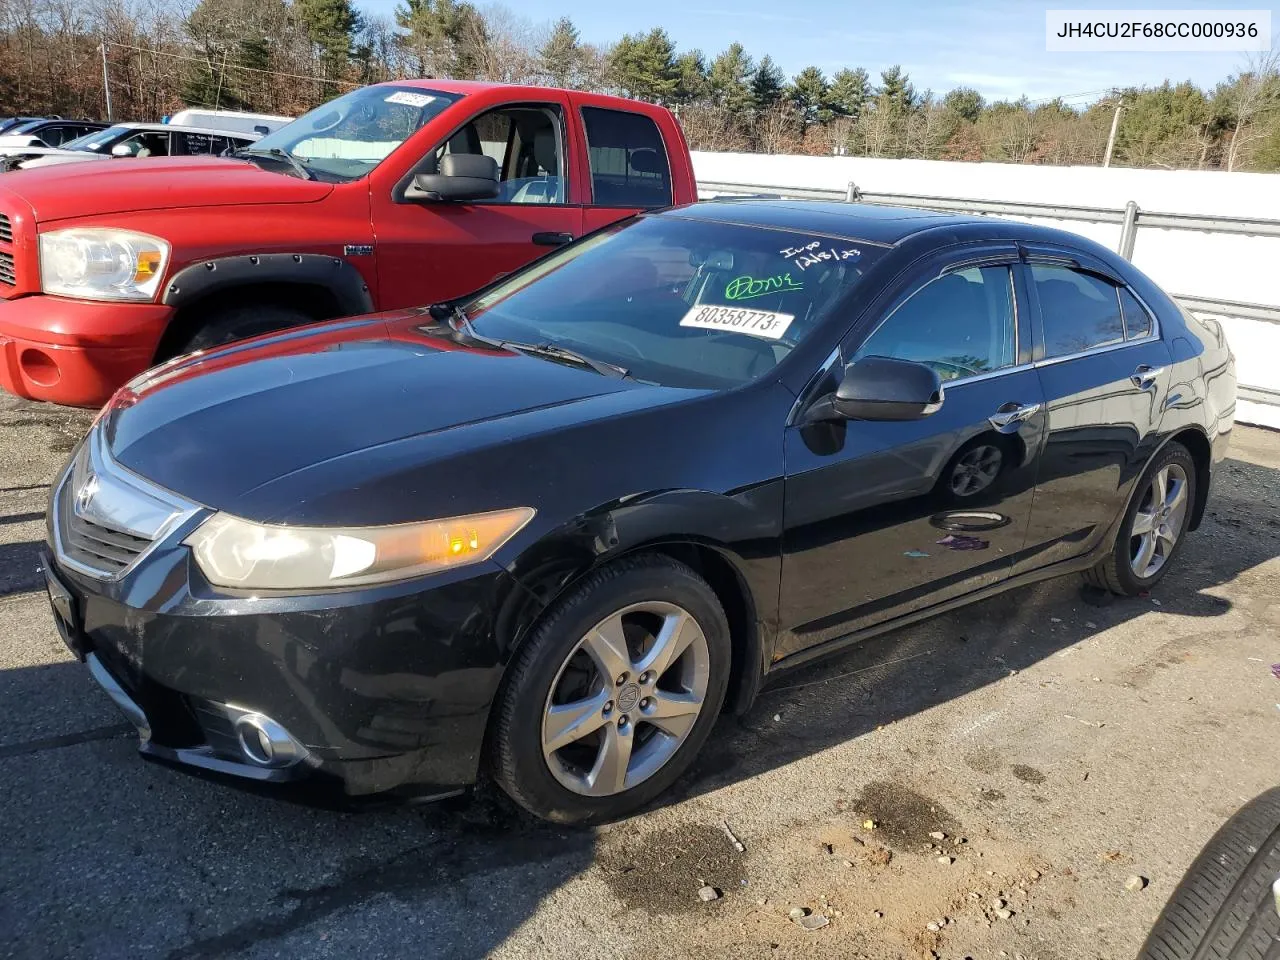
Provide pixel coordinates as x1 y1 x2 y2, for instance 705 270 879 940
51 427 204 582
1031 330 1161 369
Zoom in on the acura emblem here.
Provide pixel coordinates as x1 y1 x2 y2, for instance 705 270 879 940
75 474 99 514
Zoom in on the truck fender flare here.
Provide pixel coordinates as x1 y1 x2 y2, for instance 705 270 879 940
161 253 374 316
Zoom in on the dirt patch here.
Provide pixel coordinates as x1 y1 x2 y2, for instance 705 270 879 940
854 781 962 851
965 749 1003 775
1011 764 1046 785
598 823 746 916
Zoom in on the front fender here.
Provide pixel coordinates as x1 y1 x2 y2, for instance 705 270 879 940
161 253 375 316
494 485 784 701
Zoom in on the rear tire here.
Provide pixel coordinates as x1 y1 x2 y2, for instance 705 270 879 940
489 554 731 824
167 303 317 358
1138 787 1280 960
1084 441 1196 596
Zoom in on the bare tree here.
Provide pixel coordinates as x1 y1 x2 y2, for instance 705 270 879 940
1224 46 1280 171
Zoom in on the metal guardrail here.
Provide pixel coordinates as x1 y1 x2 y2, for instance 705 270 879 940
699 180 1280 408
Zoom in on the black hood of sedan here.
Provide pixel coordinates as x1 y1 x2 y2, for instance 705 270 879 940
103 315 669 512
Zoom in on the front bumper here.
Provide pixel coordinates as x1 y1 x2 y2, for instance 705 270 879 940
43 540 520 803
0 294 172 405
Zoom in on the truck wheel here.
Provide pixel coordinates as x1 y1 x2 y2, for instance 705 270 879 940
1138 787 1280 960
171 304 317 357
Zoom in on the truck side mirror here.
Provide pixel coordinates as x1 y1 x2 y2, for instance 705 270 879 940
409 154 499 202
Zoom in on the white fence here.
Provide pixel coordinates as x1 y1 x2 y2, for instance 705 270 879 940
692 152 1280 429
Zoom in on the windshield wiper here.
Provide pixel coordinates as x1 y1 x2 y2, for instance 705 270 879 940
426 303 631 379
232 147 314 181
504 341 632 380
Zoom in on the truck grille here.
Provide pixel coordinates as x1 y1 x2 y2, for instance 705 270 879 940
0 214 11 243
0 251 13 286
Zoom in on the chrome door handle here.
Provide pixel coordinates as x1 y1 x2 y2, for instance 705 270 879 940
988 402 1041 428
1131 365 1166 390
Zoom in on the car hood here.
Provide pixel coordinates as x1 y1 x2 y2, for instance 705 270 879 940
0 156 332 221
103 312 687 515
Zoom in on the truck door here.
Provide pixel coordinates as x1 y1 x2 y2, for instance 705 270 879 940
370 95 583 309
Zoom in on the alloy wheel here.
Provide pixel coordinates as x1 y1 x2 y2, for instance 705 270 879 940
541 600 710 797
1129 463 1189 579
950 444 1003 497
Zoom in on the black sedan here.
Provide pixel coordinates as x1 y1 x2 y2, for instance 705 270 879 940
43 200 1236 823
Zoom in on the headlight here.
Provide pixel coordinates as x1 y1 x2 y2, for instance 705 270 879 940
40 228 169 301
184 507 535 591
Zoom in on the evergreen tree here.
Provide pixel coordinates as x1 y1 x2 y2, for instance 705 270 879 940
751 54 785 111
674 49 708 104
295 0 361 85
395 0 483 77
539 17 581 87
708 43 755 117
942 86 984 123
829 67 870 120
878 64 917 113
607 28 678 103
788 66 831 124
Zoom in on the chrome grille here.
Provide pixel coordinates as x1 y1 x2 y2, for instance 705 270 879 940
51 429 204 580
0 214 11 243
58 487 151 573
0 251 14 286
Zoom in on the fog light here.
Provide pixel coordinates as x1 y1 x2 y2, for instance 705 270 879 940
19 347 59 386
233 713 306 767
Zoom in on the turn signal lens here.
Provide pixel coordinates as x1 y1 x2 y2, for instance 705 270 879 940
184 507 535 591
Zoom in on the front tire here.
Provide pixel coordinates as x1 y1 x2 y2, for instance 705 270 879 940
1085 441 1196 596
167 303 317 358
490 554 731 824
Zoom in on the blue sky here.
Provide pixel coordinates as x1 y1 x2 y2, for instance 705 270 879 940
355 0 1279 103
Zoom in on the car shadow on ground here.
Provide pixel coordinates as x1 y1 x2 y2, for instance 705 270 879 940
1 454 1277 958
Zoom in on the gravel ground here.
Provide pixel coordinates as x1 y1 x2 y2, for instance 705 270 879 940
1 391 1278 960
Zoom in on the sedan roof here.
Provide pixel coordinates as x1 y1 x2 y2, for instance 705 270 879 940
663 198 992 246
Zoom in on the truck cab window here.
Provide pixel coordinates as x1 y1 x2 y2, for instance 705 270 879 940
581 107 672 208
433 106 565 205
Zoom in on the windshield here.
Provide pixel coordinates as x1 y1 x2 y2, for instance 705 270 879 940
62 126 128 152
247 85 460 182
462 216 884 389
8 120 43 135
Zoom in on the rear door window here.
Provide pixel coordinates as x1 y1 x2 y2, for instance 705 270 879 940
581 107 672 208
1118 287 1153 340
1031 264 1125 358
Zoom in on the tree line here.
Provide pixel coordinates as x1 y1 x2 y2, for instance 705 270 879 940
2 0 1278 172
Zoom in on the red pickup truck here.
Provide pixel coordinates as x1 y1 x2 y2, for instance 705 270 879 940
0 80 696 406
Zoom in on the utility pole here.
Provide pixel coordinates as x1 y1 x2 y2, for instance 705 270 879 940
1103 101 1123 168
100 42 113 122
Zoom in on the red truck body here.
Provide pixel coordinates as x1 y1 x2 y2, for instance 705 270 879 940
0 80 697 406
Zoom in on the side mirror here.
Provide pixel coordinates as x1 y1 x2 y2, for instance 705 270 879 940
110 143 134 157
812 356 944 422
409 153 500 202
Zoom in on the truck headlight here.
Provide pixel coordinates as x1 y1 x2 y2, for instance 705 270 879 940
40 228 169 301
184 507 535 590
